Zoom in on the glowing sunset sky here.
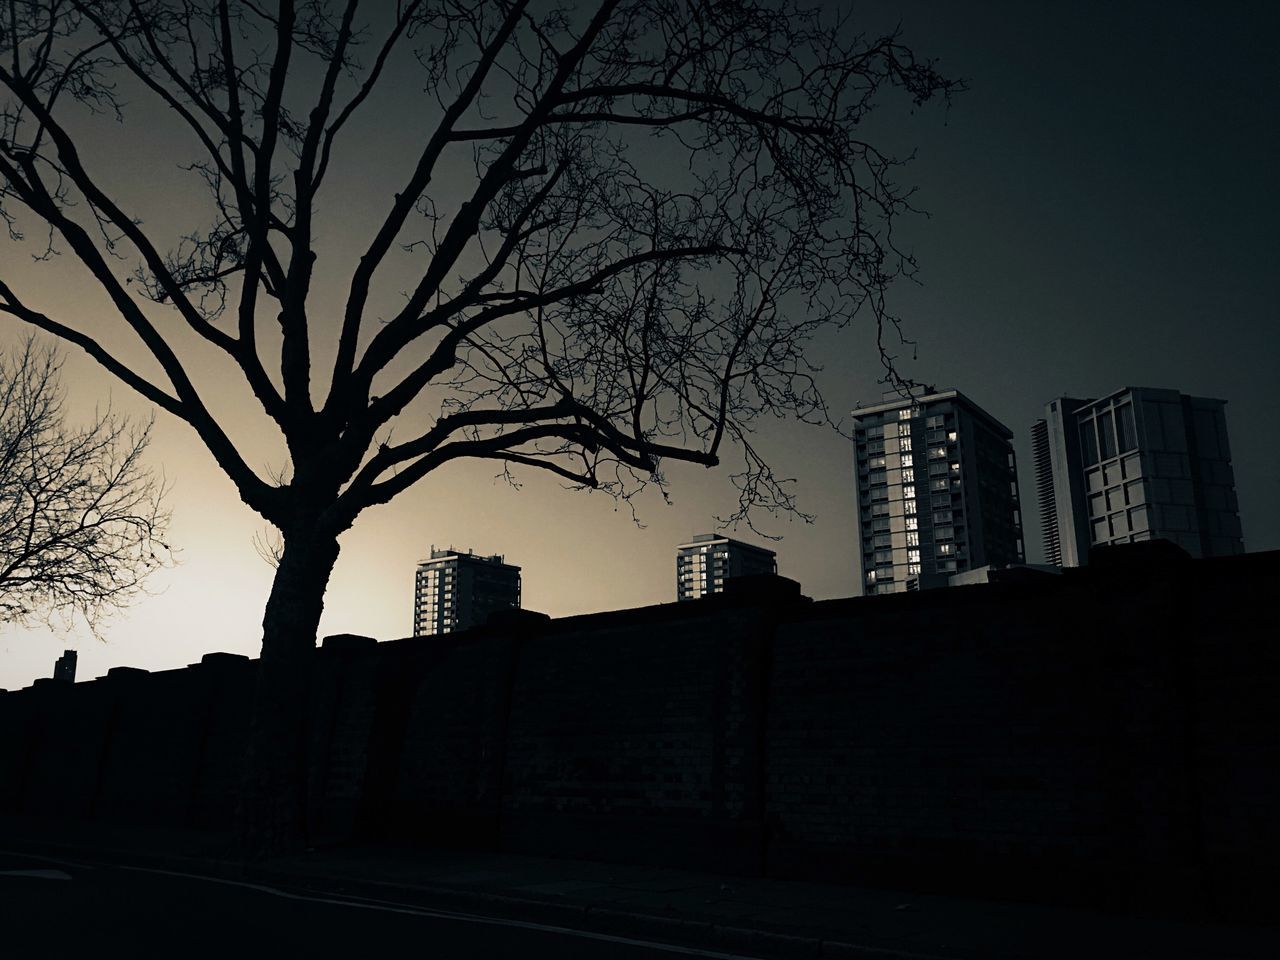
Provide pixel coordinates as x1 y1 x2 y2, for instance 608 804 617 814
2 0 1277 690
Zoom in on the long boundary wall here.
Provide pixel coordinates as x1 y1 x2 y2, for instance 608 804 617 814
2 548 1276 919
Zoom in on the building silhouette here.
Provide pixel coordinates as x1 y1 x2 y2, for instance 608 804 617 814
675 534 777 601
1032 387 1244 565
852 387 1025 595
413 547 521 636
53 649 76 683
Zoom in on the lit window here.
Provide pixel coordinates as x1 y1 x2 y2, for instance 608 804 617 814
900 437 913 451
904 500 917 515
907 549 920 562
931 446 947 459
901 454 913 467
899 408 912 420
906 531 919 547
907 563 921 575
950 462 960 474
905 516 918 530
938 543 954 556
903 485 915 499
947 431 957 442
902 469 915 483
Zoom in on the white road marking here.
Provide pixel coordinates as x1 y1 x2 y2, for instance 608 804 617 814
0 868 72 880
115 862 779 959
0 848 956 960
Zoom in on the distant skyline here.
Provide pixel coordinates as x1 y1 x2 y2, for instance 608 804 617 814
2 0 1277 689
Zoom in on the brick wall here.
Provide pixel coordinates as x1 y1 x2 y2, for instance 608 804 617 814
1 548 1276 919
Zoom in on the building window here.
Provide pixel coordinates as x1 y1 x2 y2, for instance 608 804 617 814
907 563 921 575
1098 410 1117 459
900 436 913 451
1129 505 1149 531
906 531 919 547
905 516 918 530
1080 419 1099 467
902 469 915 483
902 485 915 499
904 500 917 514
1117 403 1137 452
901 453 913 467
898 408 912 420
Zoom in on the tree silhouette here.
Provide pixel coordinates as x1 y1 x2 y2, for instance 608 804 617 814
0 0 957 853
0 339 170 628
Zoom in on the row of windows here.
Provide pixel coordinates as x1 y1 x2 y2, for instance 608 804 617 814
1080 402 1137 466
1091 505 1152 543
862 527 962 553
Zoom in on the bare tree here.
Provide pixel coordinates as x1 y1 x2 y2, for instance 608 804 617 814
0 339 170 628
0 1 957 852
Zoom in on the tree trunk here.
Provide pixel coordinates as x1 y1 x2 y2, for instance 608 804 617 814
237 525 340 859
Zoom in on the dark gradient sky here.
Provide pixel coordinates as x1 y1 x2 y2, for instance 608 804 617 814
3 1 1277 689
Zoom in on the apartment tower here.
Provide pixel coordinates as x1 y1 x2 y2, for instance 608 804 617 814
413 547 522 636
852 387 1025 595
675 534 777 601
1032 388 1244 564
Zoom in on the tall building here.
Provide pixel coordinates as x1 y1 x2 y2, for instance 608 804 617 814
53 649 77 683
413 547 521 636
852 387 1025 595
1032 387 1244 564
676 534 777 601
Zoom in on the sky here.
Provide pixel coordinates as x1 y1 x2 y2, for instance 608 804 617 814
2 1 1277 690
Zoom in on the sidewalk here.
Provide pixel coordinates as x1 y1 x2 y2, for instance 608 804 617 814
2 816 1276 959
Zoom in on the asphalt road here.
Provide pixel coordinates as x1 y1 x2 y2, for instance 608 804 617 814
0 851 764 960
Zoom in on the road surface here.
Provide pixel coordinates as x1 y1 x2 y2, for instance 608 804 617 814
0 850 767 960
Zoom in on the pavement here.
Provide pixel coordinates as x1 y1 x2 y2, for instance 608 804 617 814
2 815 1277 959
